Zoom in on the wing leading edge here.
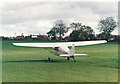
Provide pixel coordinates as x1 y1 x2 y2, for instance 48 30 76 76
13 40 107 47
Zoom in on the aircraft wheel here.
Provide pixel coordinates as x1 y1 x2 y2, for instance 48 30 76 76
72 56 76 62
48 58 50 61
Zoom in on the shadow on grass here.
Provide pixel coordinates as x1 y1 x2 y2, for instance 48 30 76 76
3 60 64 63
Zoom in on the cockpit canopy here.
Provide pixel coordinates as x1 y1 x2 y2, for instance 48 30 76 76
53 47 59 51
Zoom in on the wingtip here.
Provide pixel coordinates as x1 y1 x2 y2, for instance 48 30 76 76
99 40 107 43
12 43 17 46
12 43 15 46
103 40 107 43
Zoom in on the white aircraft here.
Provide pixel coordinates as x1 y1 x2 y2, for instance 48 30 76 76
13 40 107 62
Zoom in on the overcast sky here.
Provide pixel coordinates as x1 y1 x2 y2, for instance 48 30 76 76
0 1 118 37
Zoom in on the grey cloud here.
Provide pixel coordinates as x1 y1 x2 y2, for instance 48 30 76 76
77 2 117 16
2 2 98 24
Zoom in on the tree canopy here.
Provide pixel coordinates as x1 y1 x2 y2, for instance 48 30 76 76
46 17 117 41
98 17 117 34
97 17 117 40
47 20 68 40
70 25 95 41
47 27 57 40
70 22 82 30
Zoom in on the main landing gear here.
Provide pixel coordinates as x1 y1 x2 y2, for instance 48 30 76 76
72 56 76 62
67 56 76 62
48 57 76 62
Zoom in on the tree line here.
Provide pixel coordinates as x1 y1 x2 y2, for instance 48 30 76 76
47 17 117 41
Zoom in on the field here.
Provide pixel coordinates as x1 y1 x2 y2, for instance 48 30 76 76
2 40 118 82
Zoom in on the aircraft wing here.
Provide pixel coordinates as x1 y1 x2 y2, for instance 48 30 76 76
13 40 107 47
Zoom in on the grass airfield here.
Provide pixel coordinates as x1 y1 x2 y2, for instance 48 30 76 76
2 40 118 82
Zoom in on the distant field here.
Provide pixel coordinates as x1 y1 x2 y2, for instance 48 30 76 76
2 40 118 82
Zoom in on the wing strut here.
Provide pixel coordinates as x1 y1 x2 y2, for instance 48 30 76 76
43 47 54 54
43 47 55 62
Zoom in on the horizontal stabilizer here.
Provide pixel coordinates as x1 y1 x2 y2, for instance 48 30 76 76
60 54 87 57
60 54 70 57
74 54 88 56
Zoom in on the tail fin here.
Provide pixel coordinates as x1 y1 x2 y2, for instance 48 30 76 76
70 44 75 56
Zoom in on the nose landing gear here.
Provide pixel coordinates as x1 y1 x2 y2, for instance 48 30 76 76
67 56 76 62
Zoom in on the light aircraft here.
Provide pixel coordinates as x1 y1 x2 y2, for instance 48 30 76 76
13 40 107 62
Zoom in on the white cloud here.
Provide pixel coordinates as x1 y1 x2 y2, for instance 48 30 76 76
1 1 118 36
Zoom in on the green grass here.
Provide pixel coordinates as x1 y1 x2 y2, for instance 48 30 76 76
2 40 118 82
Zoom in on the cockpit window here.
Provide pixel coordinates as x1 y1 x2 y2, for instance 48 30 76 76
54 47 59 51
